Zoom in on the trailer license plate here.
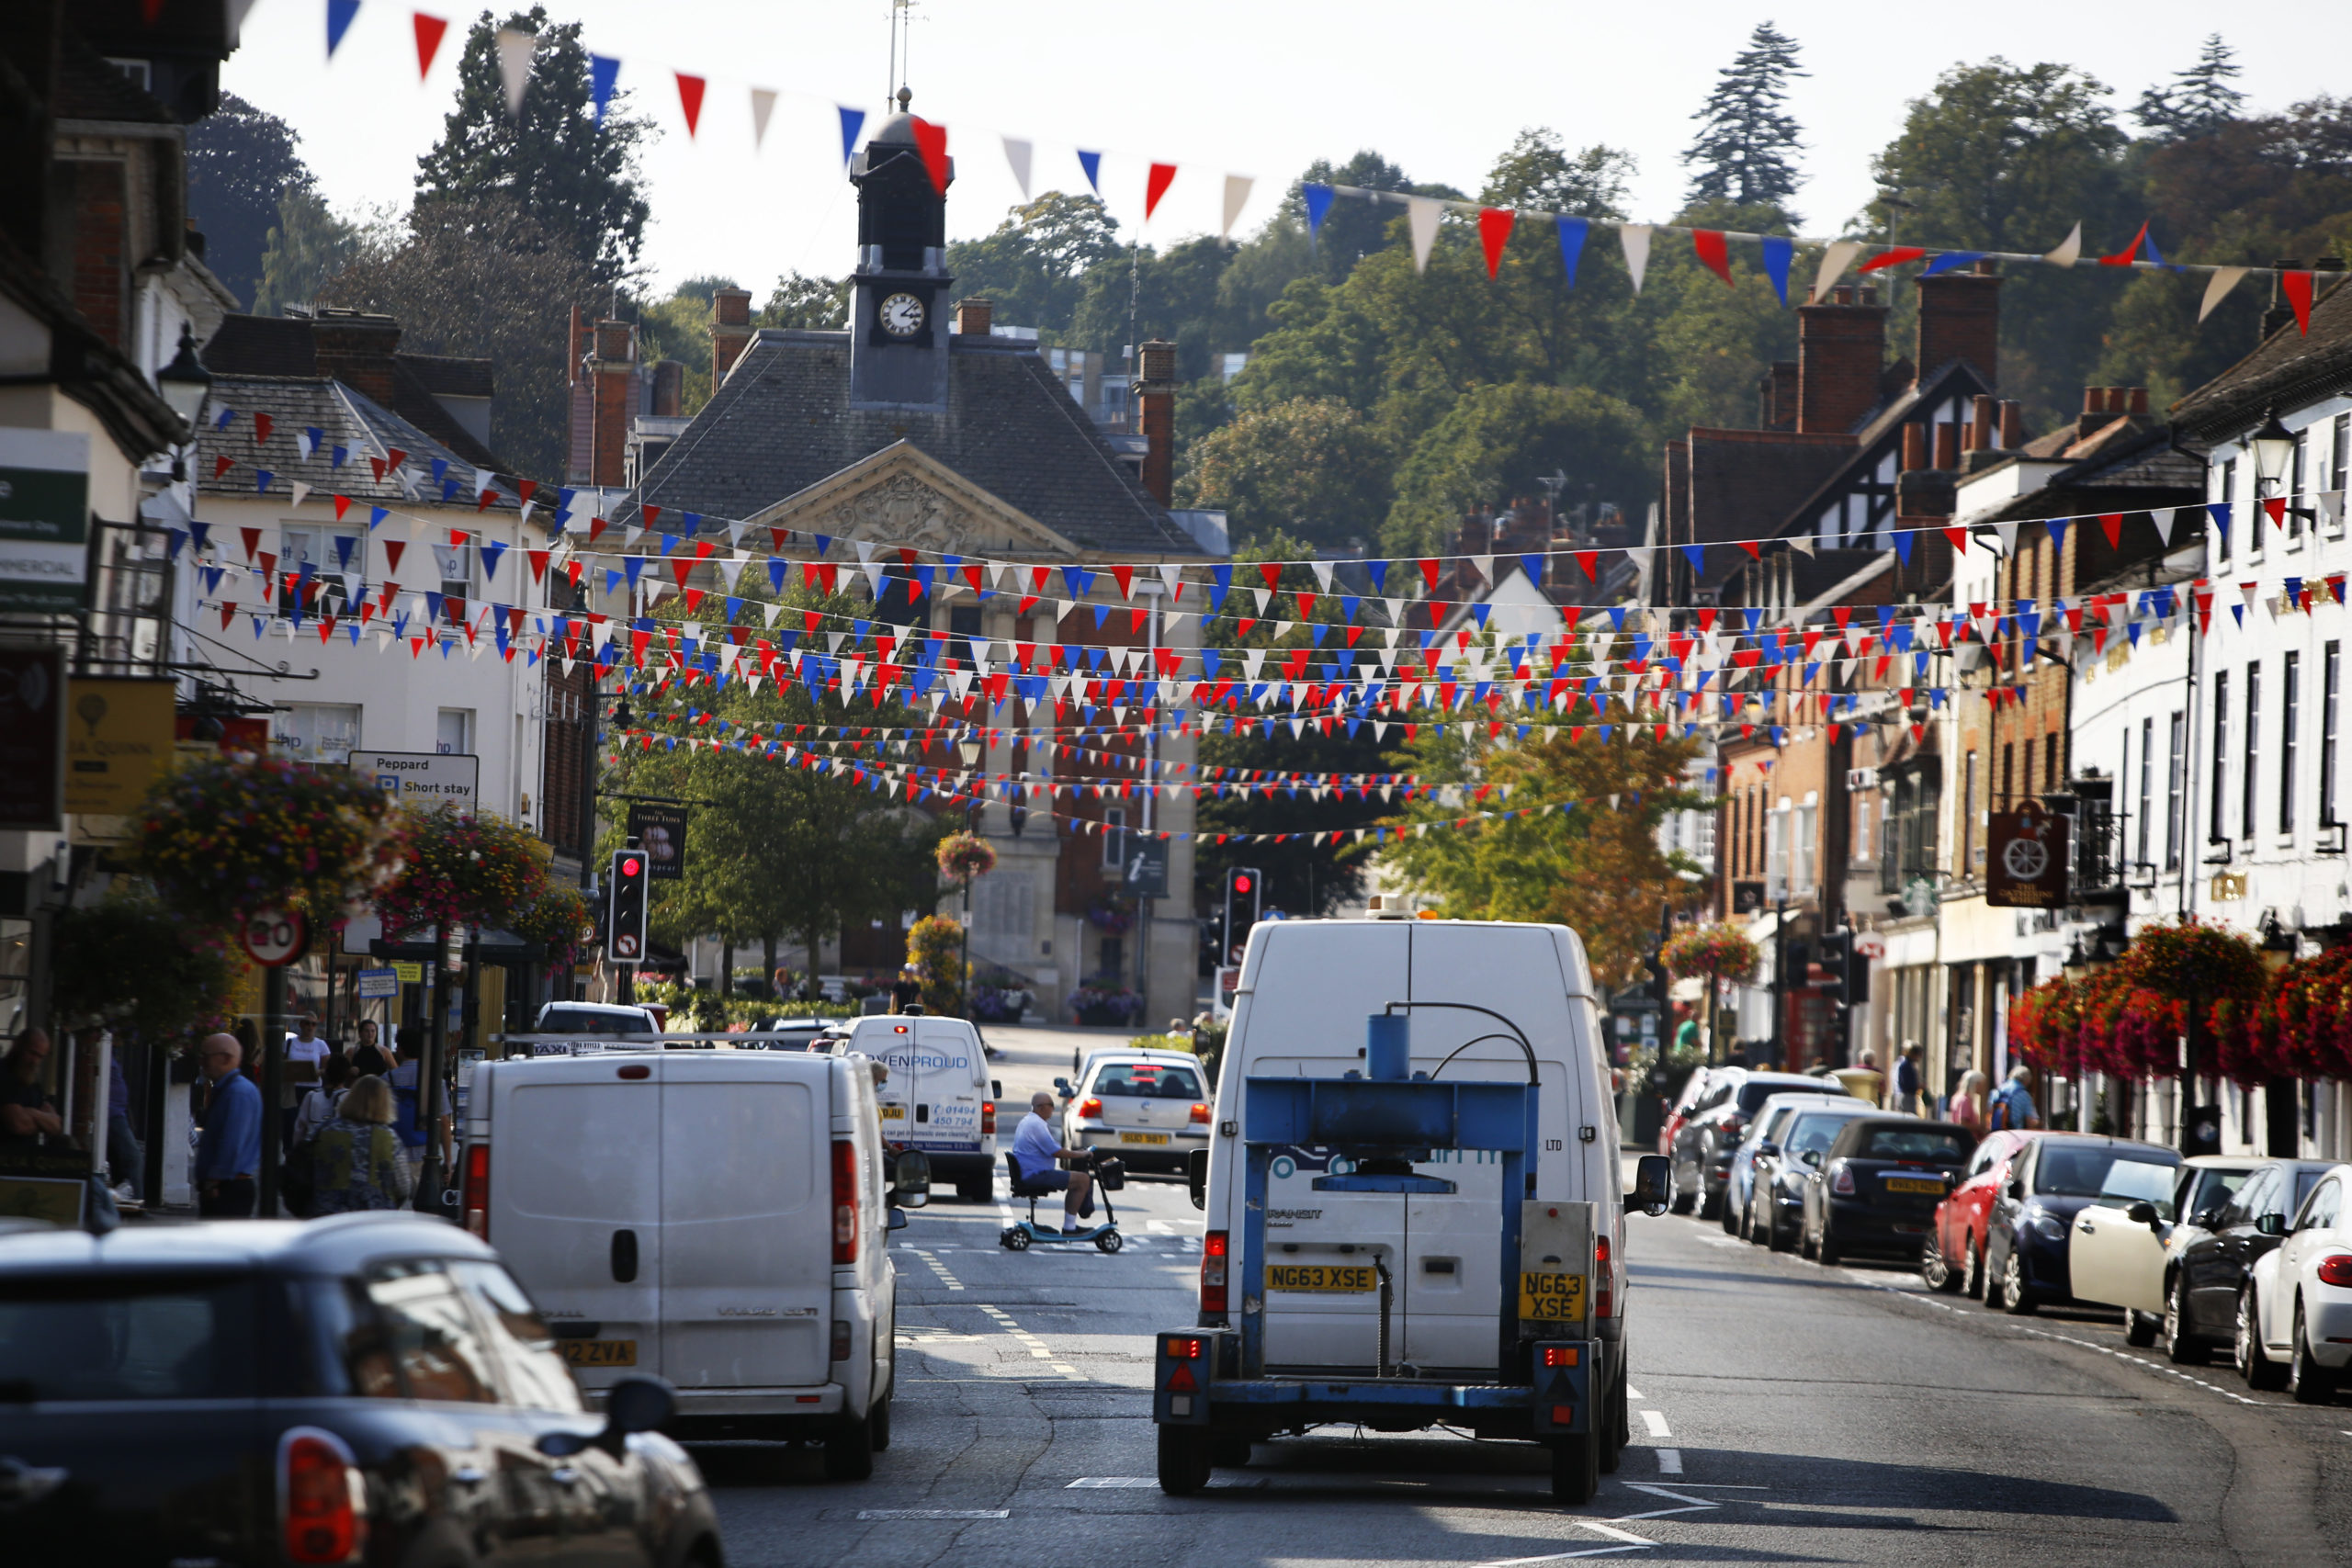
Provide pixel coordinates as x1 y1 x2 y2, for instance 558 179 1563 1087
1884 1177 1944 1193
878 1104 906 1121
1120 1132 1171 1145
558 1339 637 1368
1266 1265 1376 1293
1519 1271 1588 1321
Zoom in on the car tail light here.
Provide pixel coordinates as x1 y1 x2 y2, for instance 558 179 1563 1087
1189 1101 1210 1125
280 1427 364 1564
2319 1254 2352 1288
831 1319 854 1360
981 1099 996 1136
460 1143 490 1238
832 1139 859 1264
1718 1117 1747 1145
1831 1162 1855 1196
1595 1233 1612 1320
1201 1230 1229 1316
1079 1096 1102 1120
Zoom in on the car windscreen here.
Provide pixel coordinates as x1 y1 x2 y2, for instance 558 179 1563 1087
1737 1082 1839 1116
2097 1158 2182 1218
1094 1062 1204 1099
1784 1113 1858 1158
2035 1145 2177 1198
2184 1167 2251 1222
0 1272 258 1401
1856 1126 1970 1162
2294 1168 2329 1213
538 1007 652 1035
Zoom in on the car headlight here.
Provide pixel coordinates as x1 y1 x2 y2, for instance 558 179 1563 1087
2028 1210 2068 1242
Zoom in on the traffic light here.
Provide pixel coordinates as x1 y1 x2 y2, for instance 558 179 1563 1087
1819 929 1864 1008
608 848 650 964
1222 866 1262 963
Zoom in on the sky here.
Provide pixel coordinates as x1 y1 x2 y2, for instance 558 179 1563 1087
223 0 2352 302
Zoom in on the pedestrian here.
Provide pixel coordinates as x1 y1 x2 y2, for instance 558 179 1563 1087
1012 1090 1095 1234
1949 1069 1991 1143
281 1013 330 1151
386 1024 429 1194
286 1052 354 1216
890 964 924 1015
306 1074 412 1215
194 1032 262 1217
1 1027 64 1145
349 1019 391 1078
1894 1042 1923 1115
100 1031 143 1197
1989 1064 2042 1131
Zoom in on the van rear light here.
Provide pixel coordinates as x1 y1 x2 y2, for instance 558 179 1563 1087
1201 1230 1229 1317
1594 1233 1612 1321
831 1140 859 1264
982 1099 996 1136
2319 1254 2352 1288
460 1143 490 1239
831 1319 854 1360
1079 1096 1102 1120
1189 1101 1210 1125
279 1427 364 1564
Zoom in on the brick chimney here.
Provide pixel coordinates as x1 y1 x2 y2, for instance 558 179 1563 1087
310 308 402 407
1796 286 1888 434
1914 263 2001 389
709 286 753 385
1999 400 2024 447
650 359 684 418
954 297 993 336
590 318 636 489
1758 360 1798 431
1969 393 1996 452
1135 338 1177 505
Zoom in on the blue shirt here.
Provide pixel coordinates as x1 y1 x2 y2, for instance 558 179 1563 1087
388 1060 424 1148
196 1070 262 1180
1011 1111 1061 1182
1989 1080 2039 1130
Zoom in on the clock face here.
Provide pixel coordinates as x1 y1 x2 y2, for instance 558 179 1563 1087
879 292 925 338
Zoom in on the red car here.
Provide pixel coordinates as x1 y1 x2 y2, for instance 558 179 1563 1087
1924 1128 2039 1295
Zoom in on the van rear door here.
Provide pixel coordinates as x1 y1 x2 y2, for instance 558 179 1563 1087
659 1055 831 1391
488 1056 664 1391
911 1020 983 1155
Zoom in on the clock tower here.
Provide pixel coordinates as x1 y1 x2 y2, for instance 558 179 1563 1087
848 93 954 409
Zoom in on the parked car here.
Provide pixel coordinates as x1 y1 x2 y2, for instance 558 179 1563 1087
1669 1069 1852 1220
1746 1099 1880 1250
534 1001 665 1037
2169 1157 2342 1371
2245 1163 2352 1400
1724 1093 1840 1238
746 1017 843 1051
0 1213 721 1568
462 1045 917 1478
1801 1118 1973 1266
835 1014 1001 1202
1928 1129 2031 1299
2062 1155 2258 1346
1979 1134 2183 1315
1657 1067 1715 1161
1056 1049 1211 1174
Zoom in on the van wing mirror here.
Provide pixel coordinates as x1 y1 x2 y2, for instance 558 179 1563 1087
991 1079 1002 1100
889 1149 931 1208
888 1207 910 1231
1186 1148 1208 1211
1053 1077 1071 1095
1625 1154 1672 1216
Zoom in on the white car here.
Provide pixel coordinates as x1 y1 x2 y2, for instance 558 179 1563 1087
1056 1049 1211 1173
2067 1155 2258 1346
2245 1162 2352 1402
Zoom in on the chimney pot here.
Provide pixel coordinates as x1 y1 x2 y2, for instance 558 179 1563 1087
2082 387 2101 415
594 319 634 362
709 286 755 385
1833 286 1853 306
1902 422 1928 471
2128 387 2149 416
651 360 684 418
1932 422 1959 469
1916 268 2002 389
1998 400 2024 448
1971 393 1996 451
954 297 993 336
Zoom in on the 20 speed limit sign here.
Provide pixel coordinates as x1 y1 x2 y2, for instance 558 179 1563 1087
240 908 309 967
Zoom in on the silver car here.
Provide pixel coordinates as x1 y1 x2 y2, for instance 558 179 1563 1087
1056 1049 1211 1173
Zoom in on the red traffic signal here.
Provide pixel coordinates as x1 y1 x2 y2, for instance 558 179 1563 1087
1233 873 1252 895
620 856 642 878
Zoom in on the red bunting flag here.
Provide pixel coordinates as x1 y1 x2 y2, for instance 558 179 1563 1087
476 488 500 512
1419 558 1440 591
385 540 406 574
2099 513 2122 548
1736 539 1760 559
413 12 448 80
1691 229 1733 286
526 549 548 583
1571 550 1598 581
239 526 261 562
1110 563 1134 599
1857 246 1925 273
1256 561 1282 592
1941 526 1969 555
2098 221 2149 266
212 454 233 479
254 412 274 445
910 118 950 196
331 494 352 520
515 479 537 506
1145 163 1177 220
674 73 706 138
1477 207 1514 278
2282 270 2313 334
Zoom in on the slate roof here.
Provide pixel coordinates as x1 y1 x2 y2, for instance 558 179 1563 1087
193 374 516 513
2172 276 2352 441
628 331 1213 558
1962 421 2206 527
202 314 504 471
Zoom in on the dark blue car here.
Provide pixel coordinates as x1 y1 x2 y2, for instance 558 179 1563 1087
1984 1134 2181 1314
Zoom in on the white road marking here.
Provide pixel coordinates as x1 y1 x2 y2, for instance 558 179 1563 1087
906 1247 965 1292
1655 1449 1682 1474
975 1303 1083 1380
1068 1477 1160 1488
857 1509 1010 1520
1639 1409 1671 1438
1624 1385 1645 1401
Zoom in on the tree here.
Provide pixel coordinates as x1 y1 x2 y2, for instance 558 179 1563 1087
1383 382 1651 555
1378 727 1707 987
1178 398 1396 550
184 92 317 309
944 191 1122 333
254 188 362 316
1293 151 1426 284
1485 130 1636 220
322 197 599 481
2134 34 2247 141
635 274 737 412
413 6 652 283
1681 23 1809 212
763 272 851 330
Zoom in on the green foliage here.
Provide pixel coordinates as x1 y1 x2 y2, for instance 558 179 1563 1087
906 914 964 1015
185 92 316 310
944 191 1123 331
1682 22 1809 213
413 6 652 283
1384 382 1650 555
2133 34 2247 141
1176 398 1396 551
634 275 735 412
50 892 238 1039
254 187 363 316
763 272 852 330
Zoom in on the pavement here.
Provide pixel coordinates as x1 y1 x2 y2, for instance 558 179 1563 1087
671 1026 2352 1564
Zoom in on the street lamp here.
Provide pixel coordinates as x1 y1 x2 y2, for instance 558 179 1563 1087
2247 411 2296 491
156 321 211 481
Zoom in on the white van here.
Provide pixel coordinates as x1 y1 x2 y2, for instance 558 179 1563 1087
459 1046 913 1479
1158 917 1668 1501
833 1013 1000 1202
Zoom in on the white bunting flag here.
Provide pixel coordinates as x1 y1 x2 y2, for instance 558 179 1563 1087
2043 221 2083 268
1620 224 1652 293
289 480 311 512
1001 136 1033 199
750 87 777 150
1221 174 1253 239
2199 266 2249 322
494 28 534 118
1810 240 1863 302
1406 197 1443 274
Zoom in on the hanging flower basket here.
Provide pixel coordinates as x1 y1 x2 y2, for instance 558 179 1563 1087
2018 917 2266 1084
1661 922 1758 984
514 883 595 973
937 831 997 885
374 809 552 942
1088 894 1136 934
133 753 405 932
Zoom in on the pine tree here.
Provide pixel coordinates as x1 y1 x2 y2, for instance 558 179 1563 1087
185 94 318 309
2133 35 2246 141
1680 23 1808 212
413 6 650 284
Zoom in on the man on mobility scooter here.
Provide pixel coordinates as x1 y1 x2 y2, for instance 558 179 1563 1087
1003 1089 1125 1252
